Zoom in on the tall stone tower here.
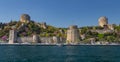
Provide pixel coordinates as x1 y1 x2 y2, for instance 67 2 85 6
20 14 30 23
66 25 80 44
8 30 17 44
98 16 108 27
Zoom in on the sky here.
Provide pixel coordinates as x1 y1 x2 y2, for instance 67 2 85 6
0 0 120 28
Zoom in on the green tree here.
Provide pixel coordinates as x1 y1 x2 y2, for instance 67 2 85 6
98 34 104 41
106 36 115 42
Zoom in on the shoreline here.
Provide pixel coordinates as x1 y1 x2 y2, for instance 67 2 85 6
0 43 119 46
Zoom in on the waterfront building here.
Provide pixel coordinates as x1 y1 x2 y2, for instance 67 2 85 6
66 25 80 44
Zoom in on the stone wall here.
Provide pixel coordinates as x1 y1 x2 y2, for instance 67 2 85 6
8 30 66 44
10 34 65 44
17 37 33 43
9 30 17 44
40 37 53 44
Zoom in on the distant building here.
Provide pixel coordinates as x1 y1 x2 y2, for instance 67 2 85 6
107 24 114 30
98 16 108 27
80 34 86 40
59 29 64 34
66 25 80 44
91 29 114 34
20 14 30 23
98 16 114 30
41 22 47 29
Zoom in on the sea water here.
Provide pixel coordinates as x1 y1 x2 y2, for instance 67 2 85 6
0 45 120 62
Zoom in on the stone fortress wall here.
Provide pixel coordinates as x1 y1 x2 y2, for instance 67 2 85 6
8 30 66 44
8 14 67 44
17 37 33 43
8 14 115 44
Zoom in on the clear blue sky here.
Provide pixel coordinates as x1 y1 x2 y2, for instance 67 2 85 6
0 0 120 27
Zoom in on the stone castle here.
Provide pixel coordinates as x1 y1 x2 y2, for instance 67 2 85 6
98 16 114 30
8 14 115 44
8 14 66 44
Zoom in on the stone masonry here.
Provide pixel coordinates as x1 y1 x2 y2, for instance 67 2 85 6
20 14 30 23
98 16 108 27
66 25 80 44
8 30 17 44
33 35 40 43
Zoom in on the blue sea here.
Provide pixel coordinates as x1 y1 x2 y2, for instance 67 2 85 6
0 45 120 62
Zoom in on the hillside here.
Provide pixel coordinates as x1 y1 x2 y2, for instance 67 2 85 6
0 20 67 38
0 14 120 43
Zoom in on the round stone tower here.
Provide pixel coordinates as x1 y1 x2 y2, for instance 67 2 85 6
20 14 30 23
69 25 77 29
98 16 108 27
66 25 80 44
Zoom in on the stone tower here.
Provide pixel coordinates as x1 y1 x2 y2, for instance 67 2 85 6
8 30 17 44
20 14 30 23
33 35 40 43
98 16 108 27
66 25 80 44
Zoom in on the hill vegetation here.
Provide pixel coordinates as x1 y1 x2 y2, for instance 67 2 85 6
0 20 120 43
0 20 67 42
